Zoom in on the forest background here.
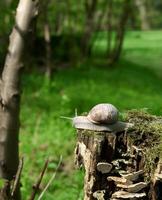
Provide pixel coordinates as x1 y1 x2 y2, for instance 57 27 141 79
0 0 162 199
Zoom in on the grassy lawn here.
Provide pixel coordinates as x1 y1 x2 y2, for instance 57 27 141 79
20 31 162 199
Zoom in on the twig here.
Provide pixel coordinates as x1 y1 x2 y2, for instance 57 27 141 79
11 157 24 198
37 155 62 200
29 159 49 200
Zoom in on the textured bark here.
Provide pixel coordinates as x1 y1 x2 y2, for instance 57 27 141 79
135 0 150 30
0 0 39 199
75 130 116 200
151 160 162 200
75 129 162 200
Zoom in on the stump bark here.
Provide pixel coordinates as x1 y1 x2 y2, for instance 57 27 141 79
75 129 162 200
75 130 116 199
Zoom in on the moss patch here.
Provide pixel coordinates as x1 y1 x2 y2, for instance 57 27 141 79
124 109 162 180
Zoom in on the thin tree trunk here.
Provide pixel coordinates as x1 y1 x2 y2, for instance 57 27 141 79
135 0 150 30
43 0 52 79
110 0 130 64
44 23 52 79
81 0 98 57
66 0 73 32
54 10 62 35
0 0 39 199
107 0 113 59
88 0 108 56
129 1 137 30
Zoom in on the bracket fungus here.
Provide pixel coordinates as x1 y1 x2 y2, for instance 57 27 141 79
93 190 105 200
97 162 112 174
111 191 146 199
107 176 132 185
119 170 144 182
116 182 147 193
155 173 162 181
112 159 132 167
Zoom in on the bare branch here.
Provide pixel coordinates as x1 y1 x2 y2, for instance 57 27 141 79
11 157 24 198
37 156 62 200
28 159 49 200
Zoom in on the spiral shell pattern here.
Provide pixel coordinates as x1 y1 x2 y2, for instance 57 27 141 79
87 103 119 124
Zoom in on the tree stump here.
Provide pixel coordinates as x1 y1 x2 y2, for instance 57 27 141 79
73 105 162 200
75 130 116 199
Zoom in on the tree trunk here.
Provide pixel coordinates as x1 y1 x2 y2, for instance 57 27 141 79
129 1 137 30
81 0 98 57
135 0 150 30
75 130 116 200
75 127 162 200
107 0 113 59
0 0 39 199
88 0 108 56
66 0 73 32
110 0 130 64
43 0 52 79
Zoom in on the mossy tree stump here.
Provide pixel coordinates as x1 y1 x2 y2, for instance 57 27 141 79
74 108 162 200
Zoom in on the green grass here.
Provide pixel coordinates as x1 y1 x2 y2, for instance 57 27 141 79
20 31 162 199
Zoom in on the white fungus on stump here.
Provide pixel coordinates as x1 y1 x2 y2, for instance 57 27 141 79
72 104 162 200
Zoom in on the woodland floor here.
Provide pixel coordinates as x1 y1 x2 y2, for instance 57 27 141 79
20 31 162 199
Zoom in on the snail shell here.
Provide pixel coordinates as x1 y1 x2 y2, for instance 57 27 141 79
87 103 119 124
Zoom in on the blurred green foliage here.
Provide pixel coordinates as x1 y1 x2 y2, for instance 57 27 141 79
19 31 162 199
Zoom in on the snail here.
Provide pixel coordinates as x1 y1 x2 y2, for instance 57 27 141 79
72 103 133 132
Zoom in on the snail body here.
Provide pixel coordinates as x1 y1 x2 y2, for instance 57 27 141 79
72 103 133 132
